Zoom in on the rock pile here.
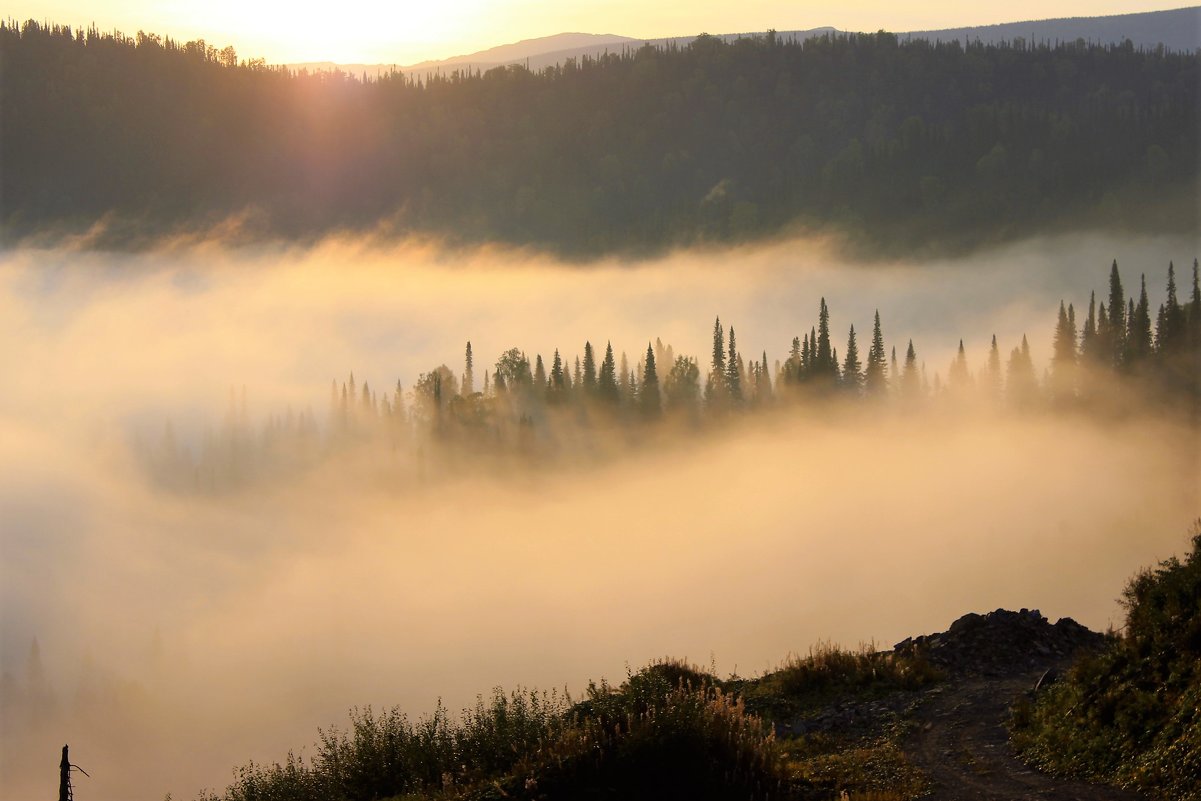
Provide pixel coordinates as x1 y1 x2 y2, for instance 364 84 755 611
893 608 1107 677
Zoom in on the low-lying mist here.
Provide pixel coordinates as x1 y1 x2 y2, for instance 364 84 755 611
1 232 1197 800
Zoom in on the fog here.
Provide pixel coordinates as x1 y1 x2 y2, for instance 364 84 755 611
1 232 1198 800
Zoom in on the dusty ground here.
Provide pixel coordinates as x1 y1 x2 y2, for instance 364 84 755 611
903 668 1142 801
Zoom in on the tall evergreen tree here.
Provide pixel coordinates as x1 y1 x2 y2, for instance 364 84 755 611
549 349 565 401
598 342 619 404
842 325 863 395
986 334 1003 402
865 310 888 398
758 349 772 402
707 317 727 404
582 342 597 394
948 339 971 393
1128 277 1152 366
641 342 661 418
901 340 920 400
815 298 835 378
534 353 547 390
1050 300 1078 403
726 326 742 401
463 342 475 395
1108 260 1126 368
1156 263 1187 355
619 351 631 404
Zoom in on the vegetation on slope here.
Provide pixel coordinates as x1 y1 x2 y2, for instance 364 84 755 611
199 650 942 801
3 22 1197 255
1012 521 1201 800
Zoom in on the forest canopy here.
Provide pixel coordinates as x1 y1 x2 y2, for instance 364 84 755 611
2 21 1198 255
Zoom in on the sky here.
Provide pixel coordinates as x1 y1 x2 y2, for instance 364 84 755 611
8 1 1192 64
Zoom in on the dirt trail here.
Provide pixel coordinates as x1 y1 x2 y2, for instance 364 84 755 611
904 670 1143 801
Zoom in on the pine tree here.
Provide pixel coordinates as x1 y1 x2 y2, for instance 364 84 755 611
641 342 661 419
1080 292 1098 365
1156 262 1186 355
1129 277 1152 366
726 326 742 401
815 298 835 378
1006 334 1039 409
901 340 920 400
707 317 727 404
890 345 899 389
619 351 631 404
582 342 597 394
758 349 772 402
463 342 475 395
549 349 565 401
865 310 888 398
1050 301 1078 403
1108 259 1126 368
986 334 1002 402
842 325 863 395
534 354 547 390
948 339 971 393
598 342 618 404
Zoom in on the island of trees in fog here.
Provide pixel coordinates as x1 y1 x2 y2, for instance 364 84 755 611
141 259 1201 492
2 21 1197 255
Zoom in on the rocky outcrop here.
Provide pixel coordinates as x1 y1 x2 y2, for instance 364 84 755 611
893 608 1107 677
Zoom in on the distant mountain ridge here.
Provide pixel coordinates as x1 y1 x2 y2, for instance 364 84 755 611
287 6 1200 79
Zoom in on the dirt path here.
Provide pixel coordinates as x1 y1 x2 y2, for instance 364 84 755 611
903 671 1142 801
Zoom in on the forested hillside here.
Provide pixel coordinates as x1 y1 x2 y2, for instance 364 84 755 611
3 21 1197 255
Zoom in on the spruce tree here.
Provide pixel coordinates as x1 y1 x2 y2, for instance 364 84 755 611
948 339 971 393
582 342 597 394
726 326 742 401
534 354 547 390
986 334 1002 402
842 325 863 395
1128 274 1153 365
549 349 565 402
619 351 631 404
598 342 619 404
1080 292 1098 365
1108 259 1126 368
816 298 834 378
1050 301 1078 403
641 342 661 419
902 340 920 400
865 310 888 398
758 349 772 401
707 317 727 404
463 342 475 395
1156 262 1186 355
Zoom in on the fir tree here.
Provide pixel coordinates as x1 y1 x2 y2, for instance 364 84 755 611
1128 274 1153 365
842 325 863 395
726 326 742 402
901 340 920 400
986 334 1002 402
598 342 619 404
815 298 835 378
1050 300 1078 403
582 342 597 394
534 353 547 389
463 342 475 395
707 317 727 404
641 342 661 419
549 349 565 401
948 339 971 393
757 349 772 402
1108 259 1127 368
865 310 888 398
619 351 631 404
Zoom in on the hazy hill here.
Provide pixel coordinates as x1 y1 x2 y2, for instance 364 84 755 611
905 6 1201 52
290 8 1200 80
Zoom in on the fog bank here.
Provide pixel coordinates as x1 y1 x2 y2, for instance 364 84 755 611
1 232 1197 799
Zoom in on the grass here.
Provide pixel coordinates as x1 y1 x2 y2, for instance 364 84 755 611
1010 520 1201 801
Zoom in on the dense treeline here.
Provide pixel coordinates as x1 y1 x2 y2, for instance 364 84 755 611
3 21 1198 255
143 258 1201 491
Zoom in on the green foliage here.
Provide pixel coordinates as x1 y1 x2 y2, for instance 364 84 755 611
3 22 1197 255
1012 521 1201 800
740 643 942 720
201 662 786 801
